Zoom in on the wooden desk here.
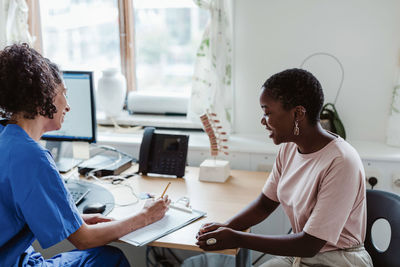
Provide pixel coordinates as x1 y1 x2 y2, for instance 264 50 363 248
106 166 268 266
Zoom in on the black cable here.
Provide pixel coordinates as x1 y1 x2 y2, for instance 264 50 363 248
252 252 266 265
368 177 378 190
146 247 152 267
166 248 182 264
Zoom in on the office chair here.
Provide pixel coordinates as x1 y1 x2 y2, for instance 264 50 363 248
365 189 400 267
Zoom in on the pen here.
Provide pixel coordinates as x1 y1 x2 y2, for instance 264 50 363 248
161 182 171 198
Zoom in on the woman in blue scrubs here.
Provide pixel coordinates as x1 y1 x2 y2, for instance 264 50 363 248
0 43 170 267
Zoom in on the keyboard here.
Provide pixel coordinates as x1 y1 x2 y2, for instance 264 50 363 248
65 182 90 205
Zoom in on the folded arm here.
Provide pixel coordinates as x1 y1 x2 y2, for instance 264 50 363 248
197 228 326 257
196 193 326 257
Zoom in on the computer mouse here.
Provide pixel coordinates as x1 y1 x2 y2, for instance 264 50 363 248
82 203 106 214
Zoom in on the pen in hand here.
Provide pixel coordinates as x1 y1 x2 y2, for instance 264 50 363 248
161 182 171 198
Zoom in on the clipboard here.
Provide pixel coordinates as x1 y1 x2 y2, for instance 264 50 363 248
119 205 206 246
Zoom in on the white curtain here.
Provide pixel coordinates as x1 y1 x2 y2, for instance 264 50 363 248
386 84 400 146
0 0 33 49
188 0 233 133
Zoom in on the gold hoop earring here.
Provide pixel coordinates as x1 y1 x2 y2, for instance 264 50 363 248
294 120 300 136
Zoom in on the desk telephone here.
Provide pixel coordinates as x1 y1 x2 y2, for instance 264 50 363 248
138 127 189 177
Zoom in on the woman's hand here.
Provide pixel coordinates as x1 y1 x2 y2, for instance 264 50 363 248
142 195 171 225
81 213 114 225
196 226 240 251
196 222 227 238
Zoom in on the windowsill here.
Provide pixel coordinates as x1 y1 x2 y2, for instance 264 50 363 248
97 125 400 162
348 140 400 162
96 110 202 130
98 127 279 154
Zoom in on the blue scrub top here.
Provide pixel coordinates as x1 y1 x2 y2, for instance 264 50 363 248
0 124 83 267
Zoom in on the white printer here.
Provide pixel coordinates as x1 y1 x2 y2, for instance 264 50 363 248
127 90 189 115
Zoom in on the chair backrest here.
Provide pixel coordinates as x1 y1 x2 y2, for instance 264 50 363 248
365 189 400 267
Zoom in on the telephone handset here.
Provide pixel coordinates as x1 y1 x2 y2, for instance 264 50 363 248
138 127 189 177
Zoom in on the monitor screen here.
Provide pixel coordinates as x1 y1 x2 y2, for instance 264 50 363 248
42 71 96 143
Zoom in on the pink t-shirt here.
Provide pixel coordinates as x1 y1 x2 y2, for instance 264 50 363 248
262 137 367 252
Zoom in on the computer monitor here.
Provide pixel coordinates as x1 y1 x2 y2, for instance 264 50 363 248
42 71 97 172
42 71 96 142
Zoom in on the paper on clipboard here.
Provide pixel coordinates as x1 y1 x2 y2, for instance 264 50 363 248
119 207 206 246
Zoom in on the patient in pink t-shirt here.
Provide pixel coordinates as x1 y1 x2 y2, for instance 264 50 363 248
263 138 366 252
196 68 373 267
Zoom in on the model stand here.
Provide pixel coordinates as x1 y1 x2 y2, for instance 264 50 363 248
198 110 230 183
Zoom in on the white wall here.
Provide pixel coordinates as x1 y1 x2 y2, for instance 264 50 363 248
0 0 6 48
233 0 400 143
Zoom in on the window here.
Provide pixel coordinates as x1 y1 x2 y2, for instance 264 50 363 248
38 0 208 96
40 0 121 73
134 0 208 94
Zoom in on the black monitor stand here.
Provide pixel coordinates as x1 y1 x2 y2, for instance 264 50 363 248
46 141 83 173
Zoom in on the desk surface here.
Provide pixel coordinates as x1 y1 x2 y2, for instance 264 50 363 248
104 166 268 254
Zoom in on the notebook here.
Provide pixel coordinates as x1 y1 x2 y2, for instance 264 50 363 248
119 206 206 246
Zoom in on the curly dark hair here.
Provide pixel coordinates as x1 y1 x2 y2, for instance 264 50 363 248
262 68 324 125
0 43 62 120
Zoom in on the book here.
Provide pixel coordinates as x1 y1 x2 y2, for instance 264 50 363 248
119 206 206 246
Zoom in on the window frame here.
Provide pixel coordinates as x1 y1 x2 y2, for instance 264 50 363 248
117 0 136 92
27 0 42 53
28 0 205 129
29 1 205 96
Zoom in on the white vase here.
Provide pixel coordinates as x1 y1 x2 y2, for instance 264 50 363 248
97 68 127 117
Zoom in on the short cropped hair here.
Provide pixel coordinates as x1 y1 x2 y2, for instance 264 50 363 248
0 43 62 120
262 68 324 125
